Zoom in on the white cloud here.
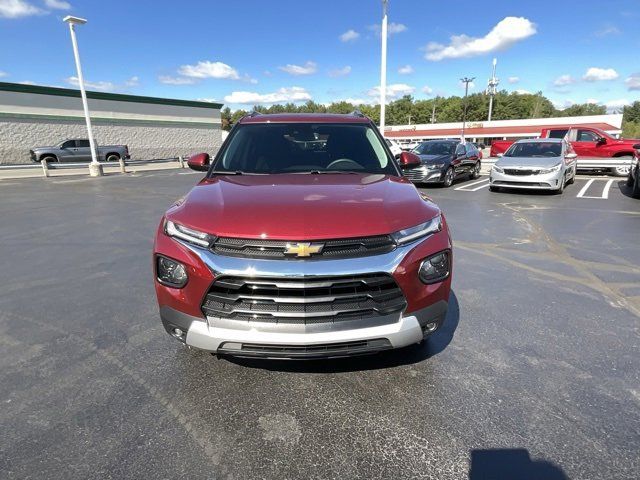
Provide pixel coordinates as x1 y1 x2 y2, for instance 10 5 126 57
398 65 414 75
508 76 519 84
19 80 36 85
224 86 312 105
0 0 43 18
552 99 575 110
422 85 433 95
369 22 408 36
340 98 370 105
594 24 621 37
367 83 415 101
604 98 630 112
339 29 359 42
328 66 351 78
0 70 7 77
388 22 407 35
124 76 139 87
158 75 196 85
196 98 218 103
583 67 619 82
44 0 70 9
178 61 240 80
586 98 599 104
626 73 640 91
553 74 576 87
425 16 536 61
278 61 317 76
514 89 531 95
66 76 139 92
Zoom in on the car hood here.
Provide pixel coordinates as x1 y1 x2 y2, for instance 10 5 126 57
166 173 441 240
418 154 451 164
495 156 562 169
32 146 57 151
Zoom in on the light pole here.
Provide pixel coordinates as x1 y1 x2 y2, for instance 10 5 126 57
63 15 102 177
379 0 388 133
486 58 499 122
460 77 475 142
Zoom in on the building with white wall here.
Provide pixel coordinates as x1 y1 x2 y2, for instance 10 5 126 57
0 82 223 164
383 114 624 147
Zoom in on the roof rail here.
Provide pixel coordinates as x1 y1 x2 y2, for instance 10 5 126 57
248 111 262 117
350 109 365 117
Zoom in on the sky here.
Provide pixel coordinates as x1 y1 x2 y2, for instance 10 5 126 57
1 0 639 113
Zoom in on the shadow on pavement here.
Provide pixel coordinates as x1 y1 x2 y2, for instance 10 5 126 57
469 449 568 480
618 179 639 199
222 290 460 373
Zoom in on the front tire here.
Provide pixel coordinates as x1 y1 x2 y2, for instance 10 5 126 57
442 167 454 188
632 170 640 199
40 155 57 163
555 176 565 194
489 185 500 192
471 161 481 179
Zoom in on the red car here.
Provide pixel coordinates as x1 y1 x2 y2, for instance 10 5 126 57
153 112 452 359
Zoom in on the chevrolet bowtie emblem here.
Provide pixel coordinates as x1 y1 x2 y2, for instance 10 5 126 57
284 242 324 257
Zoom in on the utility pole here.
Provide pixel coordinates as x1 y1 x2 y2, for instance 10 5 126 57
63 15 102 177
460 77 475 142
379 0 388 132
486 58 499 122
431 99 436 124
407 114 412 125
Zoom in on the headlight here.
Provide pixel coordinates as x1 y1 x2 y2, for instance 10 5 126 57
427 163 445 169
392 215 442 245
492 165 504 174
538 163 562 174
165 219 216 248
156 255 188 288
419 251 451 284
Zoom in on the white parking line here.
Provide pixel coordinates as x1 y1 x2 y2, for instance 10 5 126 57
576 178 614 199
576 179 595 198
454 178 490 191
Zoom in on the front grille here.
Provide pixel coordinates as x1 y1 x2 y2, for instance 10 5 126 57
212 235 395 260
403 166 429 182
219 339 392 358
202 274 406 324
503 169 540 176
493 181 548 187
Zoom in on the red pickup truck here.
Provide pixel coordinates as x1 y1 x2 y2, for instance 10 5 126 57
490 126 638 176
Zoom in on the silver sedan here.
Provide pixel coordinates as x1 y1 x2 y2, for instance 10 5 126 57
489 138 577 194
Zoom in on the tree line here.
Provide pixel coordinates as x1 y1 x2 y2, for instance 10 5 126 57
221 90 640 138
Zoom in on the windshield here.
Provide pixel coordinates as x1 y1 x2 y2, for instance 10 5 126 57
213 123 398 175
413 142 455 156
505 142 562 158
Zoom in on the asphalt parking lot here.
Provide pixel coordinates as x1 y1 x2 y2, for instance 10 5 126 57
1 170 639 479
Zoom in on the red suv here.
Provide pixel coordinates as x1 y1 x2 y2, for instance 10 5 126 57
153 113 452 359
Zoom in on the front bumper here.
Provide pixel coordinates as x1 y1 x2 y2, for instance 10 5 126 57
154 221 452 358
490 168 564 190
161 300 448 359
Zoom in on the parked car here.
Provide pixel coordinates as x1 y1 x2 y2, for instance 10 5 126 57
30 139 130 163
402 140 481 187
153 112 452 359
489 138 576 194
385 138 403 158
490 126 638 176
626 143 640 198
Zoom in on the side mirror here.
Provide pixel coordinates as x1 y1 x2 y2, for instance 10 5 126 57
187 152 210 171
565 152 577 159
398 151 421 168
597 137 607 145
633 144 640 150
